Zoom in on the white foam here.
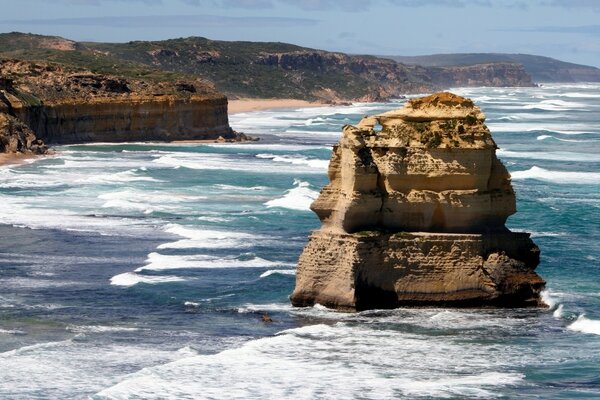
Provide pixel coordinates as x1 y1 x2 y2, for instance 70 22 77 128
567 315 600 335
135 252 292 272
259 269 296 278
536 135 598 143
511 166 600 184
95 323 526 399
256 153 329 170
0 329 26 335
152 152 325 174
541 290 559 309
264 180 319 211
497 149 600 163
553 305 564 319
157 224 264 250
66 325 142 333
110 272 186 287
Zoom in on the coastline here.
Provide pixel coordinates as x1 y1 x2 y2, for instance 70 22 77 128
0 152 39 167
228 98 329 114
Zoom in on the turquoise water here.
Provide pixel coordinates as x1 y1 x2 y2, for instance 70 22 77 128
0 84 599 398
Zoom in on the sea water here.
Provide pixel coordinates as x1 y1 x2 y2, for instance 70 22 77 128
0 84 599 399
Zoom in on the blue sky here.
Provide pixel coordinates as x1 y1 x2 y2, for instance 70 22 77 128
2 0 599 67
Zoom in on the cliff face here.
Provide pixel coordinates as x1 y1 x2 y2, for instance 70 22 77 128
425 63 535 87
291 92 545 311
0 59 233 145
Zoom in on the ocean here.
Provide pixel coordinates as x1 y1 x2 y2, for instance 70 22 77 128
1 84 599 399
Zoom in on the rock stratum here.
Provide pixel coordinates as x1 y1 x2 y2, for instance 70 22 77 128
291 92 545 311
0 59 235 148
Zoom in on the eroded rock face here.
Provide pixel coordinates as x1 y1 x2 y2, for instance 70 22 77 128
0 112 48 154
0 59 234 144
291 92 545 311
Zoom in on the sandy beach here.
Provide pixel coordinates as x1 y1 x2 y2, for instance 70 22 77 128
228 98 329 114
0 152 38 167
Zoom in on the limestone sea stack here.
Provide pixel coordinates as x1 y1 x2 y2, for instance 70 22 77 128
291 92 545 311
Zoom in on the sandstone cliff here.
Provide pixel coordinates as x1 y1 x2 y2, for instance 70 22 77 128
0 59 234 145
291 92 545 311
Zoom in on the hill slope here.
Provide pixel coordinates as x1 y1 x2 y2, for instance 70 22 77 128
386 53 600 82
0 33 535 102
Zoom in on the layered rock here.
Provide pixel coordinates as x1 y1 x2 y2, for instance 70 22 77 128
291 92 545 311
0 59 235 145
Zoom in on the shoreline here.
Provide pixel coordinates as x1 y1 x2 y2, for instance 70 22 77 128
228 98 330 114
0 152 39 167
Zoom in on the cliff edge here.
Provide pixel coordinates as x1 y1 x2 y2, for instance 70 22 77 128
0 59 234 145
291 92 545 311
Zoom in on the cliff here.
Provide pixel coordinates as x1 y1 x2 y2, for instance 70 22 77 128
0 59 234 145
1 33 535 103
291 92 545 311
388 53 600 83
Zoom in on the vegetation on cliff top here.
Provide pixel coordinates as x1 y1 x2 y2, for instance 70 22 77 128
0 32 537 102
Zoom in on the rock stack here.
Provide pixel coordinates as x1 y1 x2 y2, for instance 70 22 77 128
291 92 545 311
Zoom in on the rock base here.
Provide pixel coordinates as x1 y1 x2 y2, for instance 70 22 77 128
291 231 545 311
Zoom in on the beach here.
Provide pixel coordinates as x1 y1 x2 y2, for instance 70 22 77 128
228 98 329 114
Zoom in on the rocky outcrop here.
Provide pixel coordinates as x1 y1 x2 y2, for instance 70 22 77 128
0 59 235 144
291 92 545 311
0 112 48 154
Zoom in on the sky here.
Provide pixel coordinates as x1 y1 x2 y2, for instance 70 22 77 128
1 0 599 67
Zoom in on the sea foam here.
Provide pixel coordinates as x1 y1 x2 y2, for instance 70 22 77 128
567 315 600 335
511 166 600 184
264 180 319 211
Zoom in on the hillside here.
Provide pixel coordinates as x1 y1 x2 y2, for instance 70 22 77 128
386 53 600 83
0 33 535 102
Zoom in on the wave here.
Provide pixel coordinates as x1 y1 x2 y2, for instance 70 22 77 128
256 153 329 170
510 166 600 184
264 180 319 211
567 315 600 335
95 323 526 399
152 153 325 174
536 135 599 143
540 290 559 309
497 149 600 163
157 224 264 250
0 329 26 335
259 269 296 278
522 99 586 111
66 325 142 333
110 272 186 287
553 304 564 319
135 252 293 272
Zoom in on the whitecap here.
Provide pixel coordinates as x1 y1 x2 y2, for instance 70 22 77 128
553 305 564 319
497 149 600 163
135 252 293 272
511 166 600 184
95 323 527 399
157 224 264 250
567 315 600 335
264 180 319 211
256 153 329 169
259 269 296 278
66 325 142 333
110 272 186 287
541 290 559 309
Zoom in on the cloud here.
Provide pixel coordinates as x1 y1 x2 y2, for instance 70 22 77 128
0 14 318 28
